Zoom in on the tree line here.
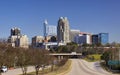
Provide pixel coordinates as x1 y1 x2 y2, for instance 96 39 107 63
0 42 67 75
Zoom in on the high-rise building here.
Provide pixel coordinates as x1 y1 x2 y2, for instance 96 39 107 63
8 27 21 47
43 20 57 37
98 33 109 45
70 29 80 42
8 27 29 48
44 20 48 37
57 17 70 43
11 27 21 36
92 34 99 44
32 36 44 48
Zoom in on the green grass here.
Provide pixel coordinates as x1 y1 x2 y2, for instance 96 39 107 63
45 59 72 75
84 54 101 62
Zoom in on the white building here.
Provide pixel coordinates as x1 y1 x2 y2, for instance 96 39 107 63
8 27 29 48
8 35 21 47
75 34 91 44
18 35 29 48
8 34 29 48
43 42 66 50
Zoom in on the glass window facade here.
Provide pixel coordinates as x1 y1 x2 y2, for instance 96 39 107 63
92 35 98 44
46 25 57 36
44 25 57 36
98 33 109 45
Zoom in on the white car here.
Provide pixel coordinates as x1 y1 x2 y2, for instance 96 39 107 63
1 66 8 72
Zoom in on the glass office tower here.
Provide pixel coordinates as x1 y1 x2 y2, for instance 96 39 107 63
98 33 109 45
43 20 57 37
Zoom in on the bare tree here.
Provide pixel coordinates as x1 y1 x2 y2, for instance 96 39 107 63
0 50 5 75
4 46 16 68
0 42 56 75
0 43 8 75
31 49 51 75
16 48 31 75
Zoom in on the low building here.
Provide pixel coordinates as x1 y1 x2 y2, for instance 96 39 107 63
17 35 29 48
92 33 109 45
70 29 80 42
43 42 66 50
75 34 91 44
8 35 20 47
32 36 44 48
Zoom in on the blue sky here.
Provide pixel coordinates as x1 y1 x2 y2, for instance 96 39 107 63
0 0 120 43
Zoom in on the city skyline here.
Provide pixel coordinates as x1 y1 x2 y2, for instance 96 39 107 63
0 0 120 43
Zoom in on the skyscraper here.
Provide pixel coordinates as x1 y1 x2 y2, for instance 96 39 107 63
43 20 57 37
11 27 21 36
43 20 48 37
8 27 21 47
8 27 29 48
57 17 70 43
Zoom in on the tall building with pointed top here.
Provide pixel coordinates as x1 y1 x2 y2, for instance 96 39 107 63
43 19 48 37
57 17 70 43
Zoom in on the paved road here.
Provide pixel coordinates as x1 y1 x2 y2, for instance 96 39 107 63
2 65 51 75
65 59 118 75
1 59 119 75
2 66 35 75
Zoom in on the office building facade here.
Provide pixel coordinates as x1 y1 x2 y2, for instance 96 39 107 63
98 33 109 45
92 34 99 44
75 34 91 44
17 35 29 48
8 35 20 47
8 27 29 48
70 29 80 42
32 36 44 48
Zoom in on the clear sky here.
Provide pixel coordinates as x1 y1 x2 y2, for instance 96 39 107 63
0 0 120 43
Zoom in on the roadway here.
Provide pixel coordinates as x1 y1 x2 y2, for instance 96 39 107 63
2 59 119 75
2 66 50 75
49 53 82 56
65 59 119 75
2 66 35 75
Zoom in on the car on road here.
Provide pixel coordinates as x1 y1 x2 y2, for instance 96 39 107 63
1 66 8 72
